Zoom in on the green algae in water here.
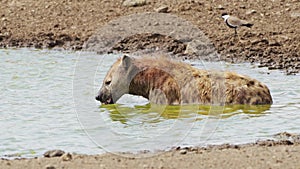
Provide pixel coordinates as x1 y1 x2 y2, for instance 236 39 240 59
100 104 271 124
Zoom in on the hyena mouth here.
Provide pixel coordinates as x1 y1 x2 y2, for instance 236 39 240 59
103 97 114 104
101 94 114 104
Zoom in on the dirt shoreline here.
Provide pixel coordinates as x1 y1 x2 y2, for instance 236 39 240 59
0 0 299 74
1 138 300 169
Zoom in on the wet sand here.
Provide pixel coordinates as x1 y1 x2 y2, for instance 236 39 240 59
1 140 300 169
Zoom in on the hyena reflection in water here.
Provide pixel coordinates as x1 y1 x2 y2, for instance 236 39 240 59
95 55 272 105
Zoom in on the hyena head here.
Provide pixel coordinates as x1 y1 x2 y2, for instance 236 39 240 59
95 55 137 104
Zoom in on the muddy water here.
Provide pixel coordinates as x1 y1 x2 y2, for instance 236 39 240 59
0 48 299 158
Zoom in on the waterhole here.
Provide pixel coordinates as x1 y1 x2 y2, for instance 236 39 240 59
1 48 299 158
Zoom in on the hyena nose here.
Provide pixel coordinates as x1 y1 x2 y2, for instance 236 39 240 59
95 93 102 101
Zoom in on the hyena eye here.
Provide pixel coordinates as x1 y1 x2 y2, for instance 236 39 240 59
105 80 111 85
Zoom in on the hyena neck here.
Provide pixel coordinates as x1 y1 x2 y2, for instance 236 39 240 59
129 67 180 104
128 68 151 99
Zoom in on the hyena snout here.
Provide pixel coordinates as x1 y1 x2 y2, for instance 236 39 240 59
95 90 114 104
95 92 102 101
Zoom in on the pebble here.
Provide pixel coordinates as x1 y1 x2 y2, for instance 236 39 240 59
246 10 257 15
269 40 281 46
155 6 169 13
290 12 300 18
1 17 8 22
122 0 147 7
61 153 72 161
216 5 225 10
179 149 187 154
44 150 65 158
239 5 246 9
153 22 159 26
45 165 56 169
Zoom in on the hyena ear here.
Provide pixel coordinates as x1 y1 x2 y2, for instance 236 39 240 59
121 55 132 68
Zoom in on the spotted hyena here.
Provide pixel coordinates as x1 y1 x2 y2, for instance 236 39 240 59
95 55 273 105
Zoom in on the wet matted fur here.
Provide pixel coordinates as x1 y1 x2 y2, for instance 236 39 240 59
96 55 273 105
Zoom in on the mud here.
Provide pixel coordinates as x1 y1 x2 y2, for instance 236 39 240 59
1 133 300 169
0 0 299 74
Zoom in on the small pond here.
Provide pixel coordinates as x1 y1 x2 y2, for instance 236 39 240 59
1 48 299 158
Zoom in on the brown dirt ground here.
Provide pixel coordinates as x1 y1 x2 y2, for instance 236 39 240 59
1 139 300 169
0 0 299 74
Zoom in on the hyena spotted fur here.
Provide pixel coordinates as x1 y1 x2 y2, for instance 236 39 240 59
96 55 272 105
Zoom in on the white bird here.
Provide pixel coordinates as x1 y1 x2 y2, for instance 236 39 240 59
221 13 253 35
